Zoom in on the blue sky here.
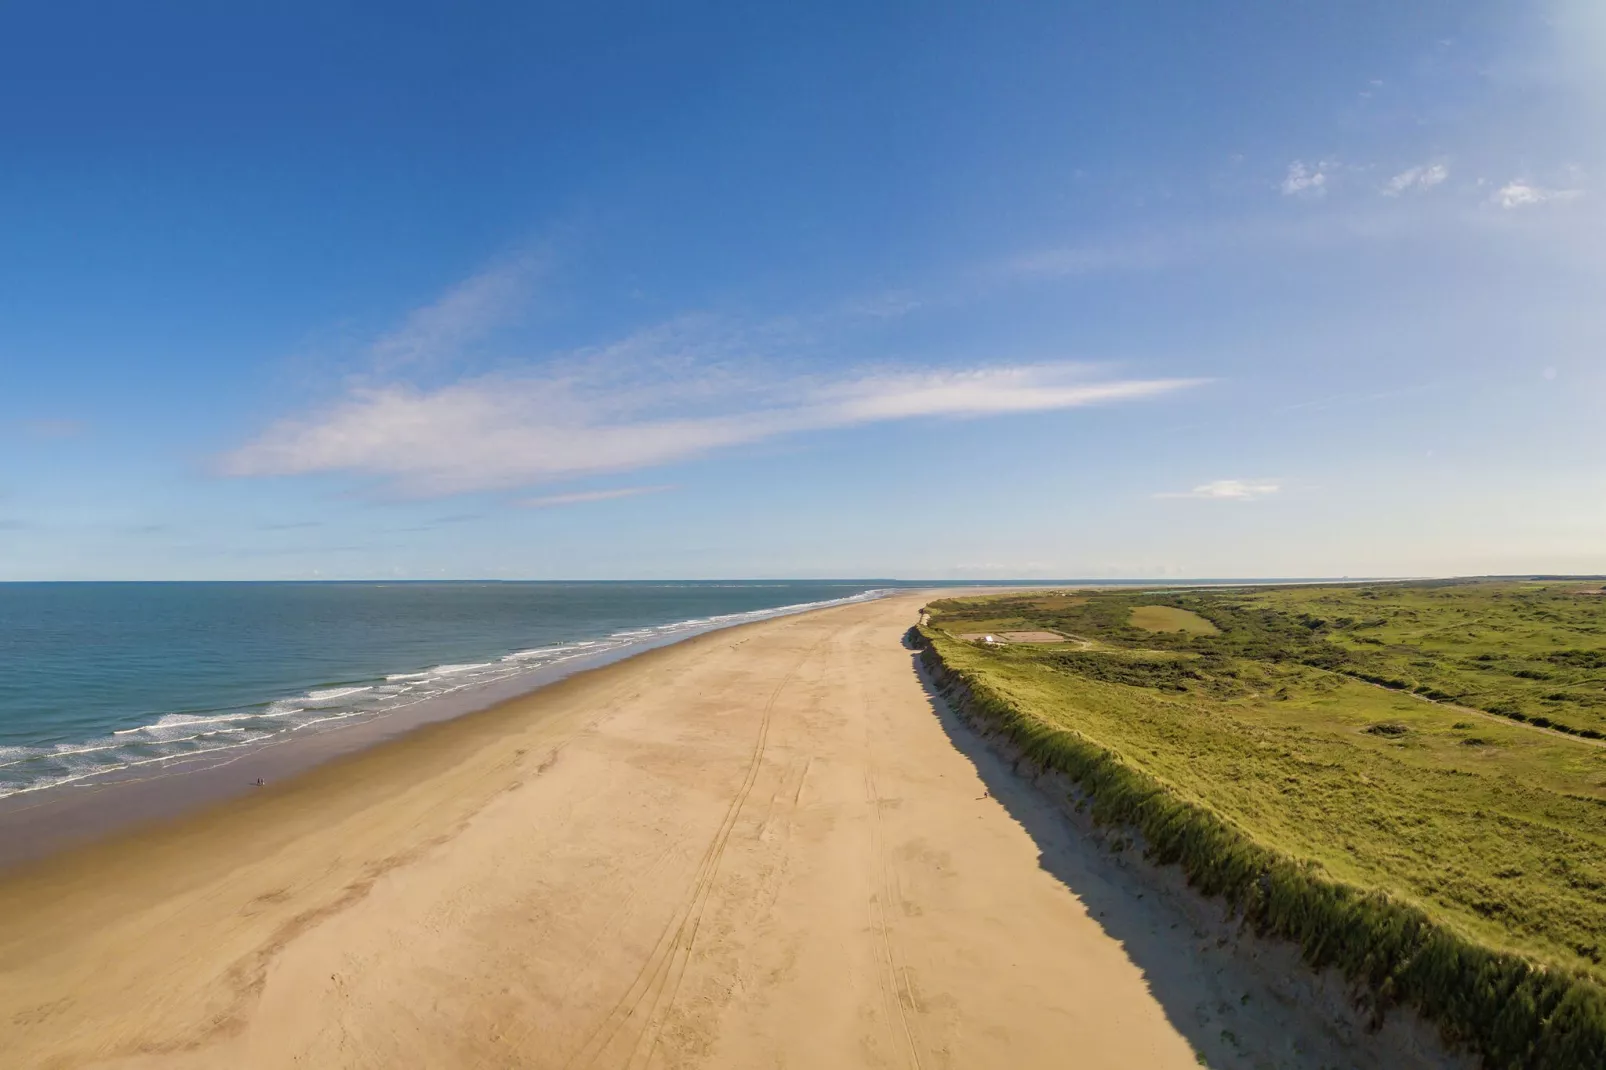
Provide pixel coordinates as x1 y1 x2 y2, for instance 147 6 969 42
2 1 1602 580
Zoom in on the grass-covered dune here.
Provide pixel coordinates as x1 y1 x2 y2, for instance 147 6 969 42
917 580 1606 1069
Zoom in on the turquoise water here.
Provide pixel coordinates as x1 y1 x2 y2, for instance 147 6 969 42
0 581 885 798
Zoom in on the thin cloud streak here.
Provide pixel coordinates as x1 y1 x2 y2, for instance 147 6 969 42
993 181 1601 287
369 253 541 372
1494 180 1583 208
223 361 1202 496
1156 479 1281 501
1280 159 1332 197
224 256 1205 499
1383 163 1448 195
520 485 676 508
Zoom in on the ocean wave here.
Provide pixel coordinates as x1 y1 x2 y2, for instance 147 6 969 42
0 586 887 800
500 646 570 661
149 710 276 730
305 686 374 702
429 662 494 676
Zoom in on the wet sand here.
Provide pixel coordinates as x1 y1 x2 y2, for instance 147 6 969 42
0 593 1415 1068
0 613 824 871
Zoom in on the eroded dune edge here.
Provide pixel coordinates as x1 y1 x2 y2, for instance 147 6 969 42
910 623 1606 1070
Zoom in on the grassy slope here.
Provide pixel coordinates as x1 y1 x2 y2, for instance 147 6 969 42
923 581 1606 1065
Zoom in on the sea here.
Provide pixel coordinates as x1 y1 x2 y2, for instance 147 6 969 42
0 581 891 801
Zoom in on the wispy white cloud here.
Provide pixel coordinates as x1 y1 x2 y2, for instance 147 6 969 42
995 163 1600 290
222 252 1211 498
1280 160 1332 197
369 254 541 371
814 366 1194 421
223 335 1202 496
1383 163 1449 195
1156 479 1280 501
1493 180 1583 208
519 485 676 508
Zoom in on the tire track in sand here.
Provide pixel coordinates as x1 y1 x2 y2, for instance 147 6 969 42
864 763 924 1070
842 620 926 1070
558 627 828 1070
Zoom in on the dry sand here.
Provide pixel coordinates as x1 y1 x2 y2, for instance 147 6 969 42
0 594 1448 1068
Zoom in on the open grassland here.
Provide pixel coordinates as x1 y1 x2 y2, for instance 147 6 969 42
942 580 1606 738
920 579 1606 1068
1129 604 1219 634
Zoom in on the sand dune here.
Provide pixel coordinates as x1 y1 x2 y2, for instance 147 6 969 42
2 594 1281 1067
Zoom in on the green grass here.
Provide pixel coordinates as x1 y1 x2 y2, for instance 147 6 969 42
920 579 1606 1068
1130 604 1219 634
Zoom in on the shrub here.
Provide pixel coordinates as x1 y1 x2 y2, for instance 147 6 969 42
1364 722 1410 737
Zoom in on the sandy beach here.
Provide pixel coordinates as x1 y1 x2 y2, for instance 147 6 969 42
0 593 1427 1069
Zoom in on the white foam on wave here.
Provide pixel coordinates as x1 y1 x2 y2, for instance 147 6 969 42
305 686 373 702
0 586 890 800
17 738 151 763
500 646 569 661
0 744 45 770
9 731 280 796
0 723 269 777
430 662 493 676
150 710 271 730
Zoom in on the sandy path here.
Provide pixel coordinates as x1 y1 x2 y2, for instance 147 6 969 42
0 594 1206 1068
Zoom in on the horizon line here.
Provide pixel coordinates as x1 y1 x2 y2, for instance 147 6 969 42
2 574 1602 585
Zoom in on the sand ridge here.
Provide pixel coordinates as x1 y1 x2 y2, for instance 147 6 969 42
1 595 1223 1067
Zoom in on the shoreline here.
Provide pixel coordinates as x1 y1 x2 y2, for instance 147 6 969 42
0 589 1463 1068
0 590 889 872
1 596 964 1068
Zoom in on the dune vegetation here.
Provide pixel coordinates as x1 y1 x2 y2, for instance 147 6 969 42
917 580 1606 1068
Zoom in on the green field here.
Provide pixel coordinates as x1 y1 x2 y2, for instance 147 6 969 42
1129 604 1219 634
921 580 1606 1064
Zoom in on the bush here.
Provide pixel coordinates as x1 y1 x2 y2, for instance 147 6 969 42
1047 651 1201 692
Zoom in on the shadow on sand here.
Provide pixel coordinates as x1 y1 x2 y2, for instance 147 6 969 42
899 635 1466 1070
